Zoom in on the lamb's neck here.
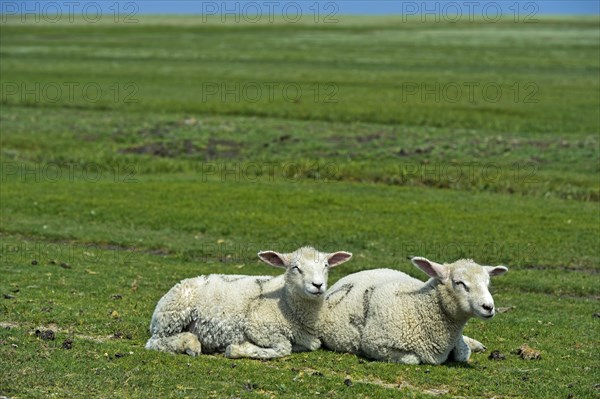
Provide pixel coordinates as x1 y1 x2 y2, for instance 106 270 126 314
419 279 470 328
283 288 323 329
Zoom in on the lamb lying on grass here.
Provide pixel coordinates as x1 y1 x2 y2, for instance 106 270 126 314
319 257 507 364
146 246 352 359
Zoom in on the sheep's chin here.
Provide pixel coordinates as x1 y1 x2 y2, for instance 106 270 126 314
475 310 495 319
302 288 324 300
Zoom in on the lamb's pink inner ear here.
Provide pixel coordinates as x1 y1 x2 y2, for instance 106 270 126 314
486 266 508 276
327 252 352 267
258 251 286 268
411 257 445 279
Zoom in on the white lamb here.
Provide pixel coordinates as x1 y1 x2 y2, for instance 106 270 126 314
319 256 507 364
145 246 352 359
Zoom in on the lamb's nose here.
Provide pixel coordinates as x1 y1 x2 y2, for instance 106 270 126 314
312 283 323 289
482 304 494 312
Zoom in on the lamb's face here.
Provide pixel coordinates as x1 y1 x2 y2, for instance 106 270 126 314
258 247 352 301
445 262 498 319
285 249 330 300
411 257 508 320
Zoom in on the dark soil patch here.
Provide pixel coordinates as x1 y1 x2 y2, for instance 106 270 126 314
356 132 386 143
112 331 132 340
243 382 258 392
488 350 506 360
119 137 241 160
327 132 387 145
35 329 55 341
1 233 173 259
137 121 179 139
205 138 241 160
396 146 435 157
522 264 599 275
119 139 201 158
276 134 292 142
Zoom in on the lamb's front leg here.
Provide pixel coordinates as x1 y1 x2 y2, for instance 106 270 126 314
225 339 292 359
145 332 202 356
363 345 421 364
450 336 472 362
463 335 487 353
292 333 321 352
385 349 421 364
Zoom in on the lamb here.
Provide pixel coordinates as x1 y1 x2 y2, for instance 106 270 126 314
319 256 507 364
321 267 486 352
145 246 352 359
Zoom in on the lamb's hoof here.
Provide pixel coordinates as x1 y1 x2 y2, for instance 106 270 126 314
463 336 487 353
181 332 201 356
469 341 487 353
307 339 321 351
185 348 198 357
225 344 242 359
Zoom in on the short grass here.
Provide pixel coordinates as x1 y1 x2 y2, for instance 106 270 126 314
1 15 599 399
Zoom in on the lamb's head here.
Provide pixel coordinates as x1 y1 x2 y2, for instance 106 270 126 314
411 256 508 320
258 246 352 300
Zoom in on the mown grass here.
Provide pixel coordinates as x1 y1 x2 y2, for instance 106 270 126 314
1 240 598 398
2 106 598 200
2 17 599 133
1 15 599 399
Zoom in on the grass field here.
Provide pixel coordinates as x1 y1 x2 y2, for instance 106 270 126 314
1 14 599 399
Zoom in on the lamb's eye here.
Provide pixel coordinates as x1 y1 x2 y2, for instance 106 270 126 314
455 281 469 291
292 266 302 273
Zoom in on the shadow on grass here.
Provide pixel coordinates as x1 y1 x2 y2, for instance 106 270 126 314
442 361 475 369
329 351 477 369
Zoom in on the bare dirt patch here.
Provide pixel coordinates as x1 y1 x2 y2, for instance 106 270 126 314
119 139 201 158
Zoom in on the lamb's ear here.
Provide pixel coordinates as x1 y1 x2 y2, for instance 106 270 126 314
258 251 288 268
411 256 448 280
484 265 508 277
327 251 352 268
